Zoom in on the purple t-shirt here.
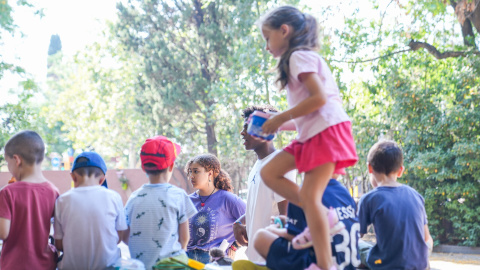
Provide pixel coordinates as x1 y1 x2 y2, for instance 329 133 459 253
188 190 246 251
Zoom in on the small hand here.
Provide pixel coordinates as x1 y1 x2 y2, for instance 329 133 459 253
232 222 248 246
262 114 285 135
266 223 281 232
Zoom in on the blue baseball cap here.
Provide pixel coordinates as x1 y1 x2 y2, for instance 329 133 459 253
71 152 107 175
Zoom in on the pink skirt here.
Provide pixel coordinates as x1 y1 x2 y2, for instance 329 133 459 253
284 121 358 174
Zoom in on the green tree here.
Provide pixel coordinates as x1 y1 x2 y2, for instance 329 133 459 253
114 0 286 156
0 0 42 165
323 0 480 246
43 25 155 168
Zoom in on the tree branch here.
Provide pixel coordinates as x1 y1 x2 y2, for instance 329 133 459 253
408 40 480 59
328 49 411 63
328 40 479 64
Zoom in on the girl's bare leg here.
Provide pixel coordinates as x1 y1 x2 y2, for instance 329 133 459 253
260 151 301 206
300 162 335 270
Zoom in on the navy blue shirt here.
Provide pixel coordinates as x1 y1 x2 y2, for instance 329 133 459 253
358 185 429 270
285 179 360 270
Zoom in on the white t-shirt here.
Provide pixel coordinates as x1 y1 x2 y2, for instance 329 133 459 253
287 50 350 142
54 186 127 270
245 150 296 263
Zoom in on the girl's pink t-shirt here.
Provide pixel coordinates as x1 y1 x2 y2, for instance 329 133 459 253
287 50 350 143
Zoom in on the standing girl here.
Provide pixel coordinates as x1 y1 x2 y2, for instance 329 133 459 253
257 6 358 270
186 154 246 264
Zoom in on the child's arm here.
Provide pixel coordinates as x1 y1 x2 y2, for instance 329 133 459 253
233 214 248 246
262 72 327 134
55 239 64 251
277 200 288 216
117 229 128 244
0 217 11 240
121 227 130 244
178 220 190 250
425 224 433 254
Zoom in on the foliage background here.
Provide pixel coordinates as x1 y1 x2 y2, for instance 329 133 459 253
1 0 479 246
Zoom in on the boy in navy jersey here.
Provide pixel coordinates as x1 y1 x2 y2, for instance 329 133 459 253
252 176 360 270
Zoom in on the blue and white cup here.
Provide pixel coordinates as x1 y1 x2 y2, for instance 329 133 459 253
247 111 275 141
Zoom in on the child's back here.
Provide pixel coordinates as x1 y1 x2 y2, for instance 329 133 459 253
358 185 428 269
54 186 126 269
0 130 59 270
53 152 127 270
125 135 197 269
0 181 58 269
358 140 430 270
126 183 196 267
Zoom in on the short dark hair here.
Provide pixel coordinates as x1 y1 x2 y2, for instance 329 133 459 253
367 140 403 175
143 162 168 175
241 104 278 121
4 130 45 165
72 157 105 178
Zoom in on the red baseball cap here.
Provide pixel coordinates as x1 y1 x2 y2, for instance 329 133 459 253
140 136 181 171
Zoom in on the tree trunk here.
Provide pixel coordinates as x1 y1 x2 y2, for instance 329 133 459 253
205 120 218 156
461 18 476 46
193 0 218 156
469 3 480 34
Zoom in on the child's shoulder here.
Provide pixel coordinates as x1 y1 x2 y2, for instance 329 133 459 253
361 184 422 203
3 180 58 194
290 50 322 62
129 183 186 199
221 190 244 204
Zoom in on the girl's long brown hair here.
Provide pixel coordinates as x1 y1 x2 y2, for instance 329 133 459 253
259 6 319 90
185 154 233 192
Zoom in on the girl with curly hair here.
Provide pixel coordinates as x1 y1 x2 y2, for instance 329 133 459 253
185 154 246 264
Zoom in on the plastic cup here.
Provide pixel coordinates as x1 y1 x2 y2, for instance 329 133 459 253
247 111 275 141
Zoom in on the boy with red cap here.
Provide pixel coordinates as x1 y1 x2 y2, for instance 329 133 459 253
124 136 197 269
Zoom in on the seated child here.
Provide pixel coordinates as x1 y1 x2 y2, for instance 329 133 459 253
357 140 433 269
0 130 59 270
251 176 360 270
54 151 127 269
124 136 197 269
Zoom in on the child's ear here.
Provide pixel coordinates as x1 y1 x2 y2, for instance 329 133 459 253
397 166 405 178
168 163 175 172
367 164 373 173
280 24 291 37
70 172 77 182
99 176 106 185
12 154 22 167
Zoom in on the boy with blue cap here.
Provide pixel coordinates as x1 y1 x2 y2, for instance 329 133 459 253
53 152 128 270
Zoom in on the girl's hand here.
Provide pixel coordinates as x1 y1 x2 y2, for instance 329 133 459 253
262 114 286 134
